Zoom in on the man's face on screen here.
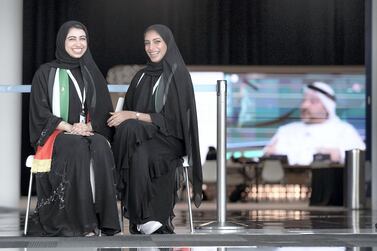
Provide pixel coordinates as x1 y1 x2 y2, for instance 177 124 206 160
300 91 328 124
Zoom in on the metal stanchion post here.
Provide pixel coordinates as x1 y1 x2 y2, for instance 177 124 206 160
197 80 246 232
345 149 365 209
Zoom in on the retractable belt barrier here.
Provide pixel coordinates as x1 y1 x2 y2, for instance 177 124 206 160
0 84 216 93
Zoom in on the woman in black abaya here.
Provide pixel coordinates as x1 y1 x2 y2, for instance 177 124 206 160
108 24 202 234
28 21 120 236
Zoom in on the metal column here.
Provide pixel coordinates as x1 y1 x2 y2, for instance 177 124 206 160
197 80 246 231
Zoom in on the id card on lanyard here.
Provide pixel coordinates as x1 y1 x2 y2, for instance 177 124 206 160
67 70 86 123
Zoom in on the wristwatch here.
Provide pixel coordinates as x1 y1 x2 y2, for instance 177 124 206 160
136 112 140 120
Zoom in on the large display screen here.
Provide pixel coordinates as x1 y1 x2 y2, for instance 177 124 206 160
224 71 365 159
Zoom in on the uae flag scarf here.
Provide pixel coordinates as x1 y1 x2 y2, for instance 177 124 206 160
31 68 69 173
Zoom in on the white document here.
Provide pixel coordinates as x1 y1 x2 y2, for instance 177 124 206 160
115 97 125 112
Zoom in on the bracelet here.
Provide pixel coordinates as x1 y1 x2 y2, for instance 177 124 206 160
136 112 140 120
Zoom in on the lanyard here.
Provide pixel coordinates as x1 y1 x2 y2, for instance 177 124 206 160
67 70 86 123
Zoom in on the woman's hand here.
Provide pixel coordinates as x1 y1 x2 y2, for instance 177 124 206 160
70 122 94 136
107 111 136 127
57 121 93 136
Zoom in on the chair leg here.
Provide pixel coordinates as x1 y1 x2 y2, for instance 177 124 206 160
24 171 33 236
89 159 95 203
184 166 194 233
119 200 124 234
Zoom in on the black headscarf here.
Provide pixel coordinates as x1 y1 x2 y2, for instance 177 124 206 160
30 21 114 147
47 21 85 69
145 24 203 207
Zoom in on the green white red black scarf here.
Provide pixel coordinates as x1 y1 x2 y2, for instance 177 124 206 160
32 68 69 173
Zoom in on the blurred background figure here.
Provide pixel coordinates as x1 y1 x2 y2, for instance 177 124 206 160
264 81 365 165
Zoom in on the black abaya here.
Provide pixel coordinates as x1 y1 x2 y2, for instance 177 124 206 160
114 120 184 226
33 134 118 236
113 65 185 233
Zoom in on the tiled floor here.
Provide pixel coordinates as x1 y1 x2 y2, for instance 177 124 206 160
1 198 377 250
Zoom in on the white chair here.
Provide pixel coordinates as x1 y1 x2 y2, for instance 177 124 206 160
24 155 34 235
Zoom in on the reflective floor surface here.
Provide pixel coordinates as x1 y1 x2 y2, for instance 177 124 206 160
1 198 377 250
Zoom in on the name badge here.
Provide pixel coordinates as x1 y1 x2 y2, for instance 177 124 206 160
80 111 86 123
